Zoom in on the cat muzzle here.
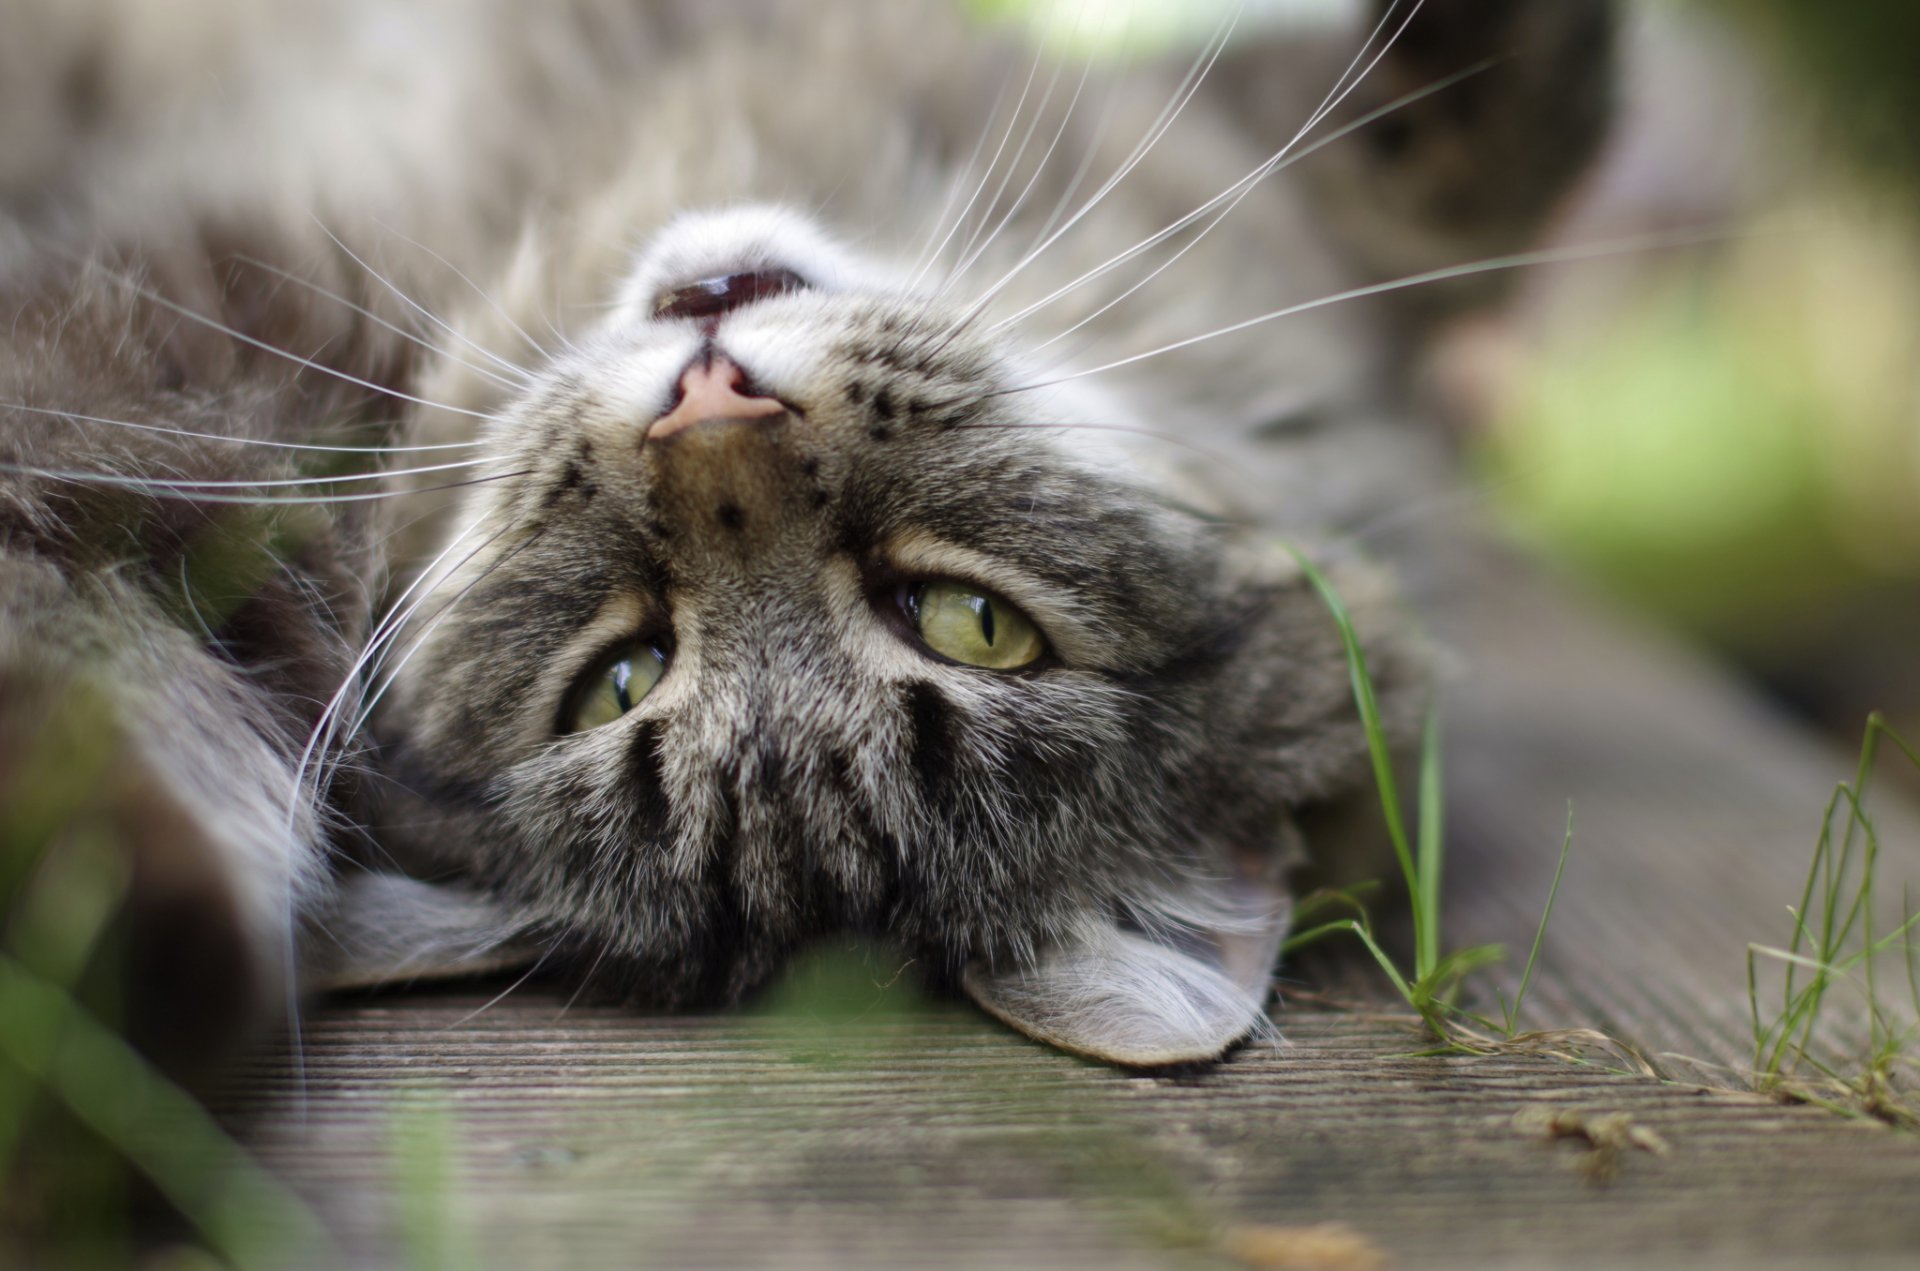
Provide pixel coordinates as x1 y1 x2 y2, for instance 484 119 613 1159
642 352 811 550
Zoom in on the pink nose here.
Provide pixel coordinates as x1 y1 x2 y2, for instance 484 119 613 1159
647 355 787 440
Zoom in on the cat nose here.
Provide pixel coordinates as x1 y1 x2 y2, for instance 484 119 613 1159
647 354 788 441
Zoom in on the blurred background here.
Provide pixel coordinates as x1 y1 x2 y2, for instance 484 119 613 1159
989 0 1920 769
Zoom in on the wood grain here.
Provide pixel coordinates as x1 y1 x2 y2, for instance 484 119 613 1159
218 992 1920 1270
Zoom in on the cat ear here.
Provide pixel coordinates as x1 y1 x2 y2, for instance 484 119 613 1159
960 855 1294 1067
303 871 545 992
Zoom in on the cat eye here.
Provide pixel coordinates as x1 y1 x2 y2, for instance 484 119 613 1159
903 582 1046 670
562 643 668 733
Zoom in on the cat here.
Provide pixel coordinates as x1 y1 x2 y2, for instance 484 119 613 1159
0 0 1611 1076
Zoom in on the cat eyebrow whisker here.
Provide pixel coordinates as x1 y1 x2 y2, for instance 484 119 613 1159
228 252 534 392
343 524 549 755
944 5 1243 327
989 227 1737 396
907 61 1022 285
281 516 544 1076
288 515 536 856
317 218 549 379
1020 48 1128 263
975 0 1427 337
2 400 484 454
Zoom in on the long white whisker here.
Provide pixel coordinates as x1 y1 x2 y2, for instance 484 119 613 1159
941 46 1099 295
286 514 502 820
909 60 1025 284
948 3 1242 323
907 34 1050 293
364 219 552 363
312 220 542 383
276 512 522 1105
3 401 483 454
990 228 1737 395
230 253 532 392
1023 48 1128 257
4 455 492 490
88 269 497 420
1017 8 1458 348
1018 68 1481 341
2 463 530 505
939 25 1088 296
343 526 547 747
981 0 1418 335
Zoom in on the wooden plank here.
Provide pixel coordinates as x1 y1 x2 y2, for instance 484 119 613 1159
218 988 1920 1269
1427 546 1920 1074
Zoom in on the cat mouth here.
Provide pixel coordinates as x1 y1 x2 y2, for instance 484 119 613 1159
653 268 807 324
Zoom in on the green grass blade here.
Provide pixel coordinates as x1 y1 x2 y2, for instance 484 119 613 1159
1416 706 1444 979
0 956 326 1268
1285 546 1425 974
1506 804 1575 1038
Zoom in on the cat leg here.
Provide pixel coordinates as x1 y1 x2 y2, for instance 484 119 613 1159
0 555 326 1087
961 840 1297 1067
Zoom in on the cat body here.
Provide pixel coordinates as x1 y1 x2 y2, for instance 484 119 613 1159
0 0 1609 1073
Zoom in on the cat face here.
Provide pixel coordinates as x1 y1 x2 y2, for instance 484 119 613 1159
383 205 1393 1061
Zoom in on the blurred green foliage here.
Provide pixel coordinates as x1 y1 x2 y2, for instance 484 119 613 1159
1694 0 1920 186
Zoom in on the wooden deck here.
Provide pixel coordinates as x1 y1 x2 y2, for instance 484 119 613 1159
221 991 1920 1270
217 549 1920 1268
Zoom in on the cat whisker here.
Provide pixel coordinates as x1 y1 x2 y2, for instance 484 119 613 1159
84 265 499 420
977 0 1423 335
2 400 483 454
937 30 1097 297
0 454 496 490
280 518 539 1088
343 525 548 749
286 513 506 825
910 26 1051 294
990 226 1737 396
909 52 1030 285
1022 50 1127 261
947 418 1238 472
315 219 545 383
439 945 561 1031
1014 8 1470 349
228 252 533 393
0 463 533 506
947 5 1242 325
553 936 615 1022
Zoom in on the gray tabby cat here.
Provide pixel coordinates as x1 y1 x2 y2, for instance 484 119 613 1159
0 0 1610 1076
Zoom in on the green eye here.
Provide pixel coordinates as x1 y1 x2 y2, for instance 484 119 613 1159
905 581 1046 670
564 644 668 733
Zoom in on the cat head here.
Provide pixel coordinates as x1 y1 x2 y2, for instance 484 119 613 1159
359 204 1416 1065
